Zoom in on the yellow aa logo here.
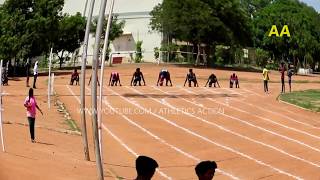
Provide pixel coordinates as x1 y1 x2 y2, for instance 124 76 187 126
268 25 290 37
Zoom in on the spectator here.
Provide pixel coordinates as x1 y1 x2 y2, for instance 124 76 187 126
195 161 218 180
135 156 159 180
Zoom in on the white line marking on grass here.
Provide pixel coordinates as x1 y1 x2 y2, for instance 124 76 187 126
68 85 172 180
199 88 320 141
114 87 303 179
102 96 239 180
231 95 320 129
152 86 320 169
181 87 320 154
222 87 319 122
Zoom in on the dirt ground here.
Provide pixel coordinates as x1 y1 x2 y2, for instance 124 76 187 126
1 63 320 179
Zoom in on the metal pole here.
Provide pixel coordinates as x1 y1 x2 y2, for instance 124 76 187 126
92 0 108 179
98 0 115 156
51 73 55 95
80 0 95 161
48 48 53 109
83 0 89 16
0 60 5 152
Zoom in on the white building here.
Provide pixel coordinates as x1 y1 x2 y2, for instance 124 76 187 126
64 0 162 63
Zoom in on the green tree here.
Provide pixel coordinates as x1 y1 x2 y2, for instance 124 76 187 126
150 0 253 66
252 0 320 68
0 0 64 74
90 15 125 61
135 41 143 63
55 12 86 69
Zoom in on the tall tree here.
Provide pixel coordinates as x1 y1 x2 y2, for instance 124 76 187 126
55 12 86 69
252 0 320 67
150 0 252 65
90 15 125 60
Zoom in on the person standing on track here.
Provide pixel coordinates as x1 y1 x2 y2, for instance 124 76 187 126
33 61 38 89
108 71 122 86
279 62 287 93
262 65 270 93
24 88 43 143
131 68 146 86
25 59 31 87
184 68 198 87
287 64 294 92
70 68 80 85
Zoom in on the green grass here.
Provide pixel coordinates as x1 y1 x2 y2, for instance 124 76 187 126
279 89 320 112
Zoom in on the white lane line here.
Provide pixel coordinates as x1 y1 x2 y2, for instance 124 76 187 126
68 85 172 180
199 88 320 141
182 87 320 154
152 86 320 169
212 89 320 126
102 95 239 180
117 87 303 180
230 95 320 130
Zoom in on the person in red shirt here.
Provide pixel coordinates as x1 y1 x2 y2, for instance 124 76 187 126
230 73 239 88
70 68 79 85
279 62 287 93
108 71 121 86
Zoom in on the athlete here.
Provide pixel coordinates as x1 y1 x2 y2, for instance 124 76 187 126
131 68 146 86
205 73 220 88
108 71 122 86
157 69 172 86
287 64 294 92
229 73 239 88
184 69 198 87
279 62 287 93
70 68 79 85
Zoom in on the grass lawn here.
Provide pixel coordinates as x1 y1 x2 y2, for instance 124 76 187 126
279 89 320 112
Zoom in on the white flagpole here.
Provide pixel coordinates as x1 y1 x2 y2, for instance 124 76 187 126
98 0 115 164
51 73 55 95
0 60 5 152
48 48 53 109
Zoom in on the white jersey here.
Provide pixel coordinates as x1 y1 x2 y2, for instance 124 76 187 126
33 62 38 75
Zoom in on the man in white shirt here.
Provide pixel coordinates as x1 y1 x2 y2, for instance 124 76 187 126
33 61 38 88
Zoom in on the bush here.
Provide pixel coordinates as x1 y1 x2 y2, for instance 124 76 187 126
135 41 143 63
255 48 269 67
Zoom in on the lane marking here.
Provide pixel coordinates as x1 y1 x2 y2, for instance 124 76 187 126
68 85 172 180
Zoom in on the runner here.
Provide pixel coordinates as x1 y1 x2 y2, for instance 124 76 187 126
229 73 239 88
184 69 198 87
108 71 122 86
131 68 146 86
157 69 172 86
70 68 79 85
205 73 220 88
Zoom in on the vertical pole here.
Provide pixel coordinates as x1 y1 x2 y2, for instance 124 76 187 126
48 48 53 109
80 0 96 161
92 0 108 179
99 0 115 159
51 73 55 95
0 60 5 152
83 0 89 16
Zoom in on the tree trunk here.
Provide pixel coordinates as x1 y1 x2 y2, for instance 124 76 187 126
195 44 201 66
59 51 65 69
